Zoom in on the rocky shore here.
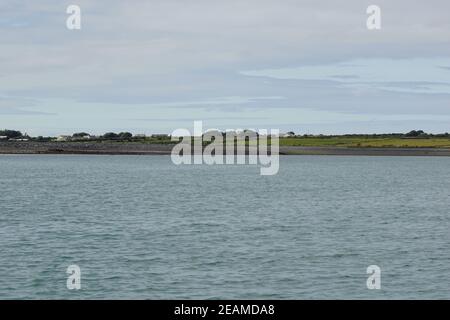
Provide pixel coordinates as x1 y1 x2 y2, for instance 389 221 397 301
0 141 174 155
2 141 450 156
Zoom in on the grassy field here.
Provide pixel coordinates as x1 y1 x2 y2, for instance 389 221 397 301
54 135 450 148
279 136 450 148
171 136 450 148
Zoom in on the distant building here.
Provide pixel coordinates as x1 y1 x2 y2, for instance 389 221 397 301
151 134 169 139
135 134 146 138
283 132 296 138
56 135 71 142
72 135 91 141
269 132 296 138
0 136 7 140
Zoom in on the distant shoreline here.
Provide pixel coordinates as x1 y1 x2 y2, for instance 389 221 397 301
2 141 450 156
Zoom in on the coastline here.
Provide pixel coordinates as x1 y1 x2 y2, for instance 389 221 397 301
2 141 450 156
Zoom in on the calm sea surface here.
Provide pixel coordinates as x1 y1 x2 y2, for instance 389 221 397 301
0 155 449 299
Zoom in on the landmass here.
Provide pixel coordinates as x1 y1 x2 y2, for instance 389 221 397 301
1 129 450 156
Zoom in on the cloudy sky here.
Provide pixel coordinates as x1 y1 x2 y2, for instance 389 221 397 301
1 0 450 136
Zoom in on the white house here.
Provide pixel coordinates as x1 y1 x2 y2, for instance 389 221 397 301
72 135 91 141
282 132 296 138
151 134 169 139
56 135 71 142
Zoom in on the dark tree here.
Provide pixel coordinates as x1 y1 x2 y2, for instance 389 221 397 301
0 130 23 138
102 132 118 139
118 132 133 139
72 132 90 137
405 130 426 137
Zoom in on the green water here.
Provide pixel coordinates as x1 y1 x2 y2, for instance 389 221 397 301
0 155 449 299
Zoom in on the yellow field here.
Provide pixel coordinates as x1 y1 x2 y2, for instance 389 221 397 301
279 137 450 148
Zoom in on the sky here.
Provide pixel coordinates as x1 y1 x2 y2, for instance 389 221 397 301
1 0 450 136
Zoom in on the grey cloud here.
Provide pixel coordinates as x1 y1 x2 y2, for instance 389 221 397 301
1 0 450 134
